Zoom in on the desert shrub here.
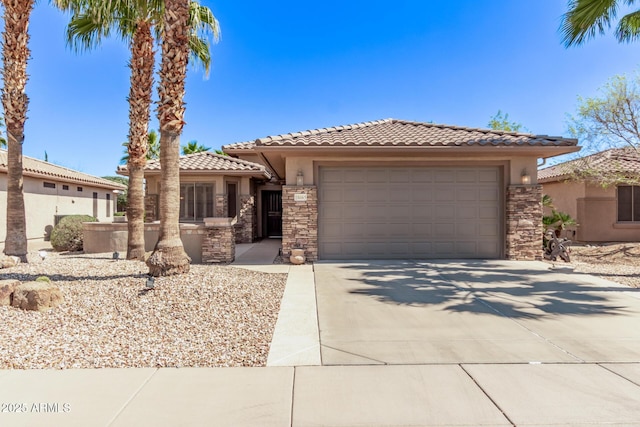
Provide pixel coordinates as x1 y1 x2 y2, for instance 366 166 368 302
50 215 97 252
35 276 51 283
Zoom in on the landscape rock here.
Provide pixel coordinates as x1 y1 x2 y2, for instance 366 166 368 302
0 279 20 306
11 282 64 312
0 256 20 269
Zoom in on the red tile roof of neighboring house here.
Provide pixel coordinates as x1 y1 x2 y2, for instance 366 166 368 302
117 151 271 178
538 147 640 183
223 118 577 150
0 149 126 189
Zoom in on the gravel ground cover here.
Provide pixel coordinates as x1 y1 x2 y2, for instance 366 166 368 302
0 251 287 369
561 242 640 288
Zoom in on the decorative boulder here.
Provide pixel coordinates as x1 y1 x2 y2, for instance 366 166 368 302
289 249 306 265
0 279 19 306
0 255 20 269
11 282 64 312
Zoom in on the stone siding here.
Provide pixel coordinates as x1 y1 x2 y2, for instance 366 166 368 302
282 186 318 262
506 185 543 260
144 194 158 222
235 195 255 243
215 194 228 218
202 224 235 263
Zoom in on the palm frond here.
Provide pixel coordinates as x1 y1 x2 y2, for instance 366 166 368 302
560 0 619 47
616 9 640 41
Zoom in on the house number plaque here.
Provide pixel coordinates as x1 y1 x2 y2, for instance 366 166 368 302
294 193 308 202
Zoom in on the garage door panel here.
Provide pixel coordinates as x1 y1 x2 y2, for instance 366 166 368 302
344 170 367 183
456 188 478 202
479 223 500 237
435 170 455 183
319 166 502 259
412 189 433 201
434 224 455 237
478 188 499 202
479 206 499 220
389 170 410 183
390 187 411 202
478 169 500 183
411 170 433 183
456 223 477 237
412 223 432 237
434 206 455 219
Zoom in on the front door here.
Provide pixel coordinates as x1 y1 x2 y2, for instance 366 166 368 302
263 190 282 238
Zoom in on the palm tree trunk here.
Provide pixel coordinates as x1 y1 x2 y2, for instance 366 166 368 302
146 0 190 276
126 21 154 261
1 0 34 262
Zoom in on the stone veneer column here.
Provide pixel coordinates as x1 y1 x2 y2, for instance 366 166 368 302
202 223 235 263
235 195 255 243
215 194 228 218
506 185 543 260
282 186 318 262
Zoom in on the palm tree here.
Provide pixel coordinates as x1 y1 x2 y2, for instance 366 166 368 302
60 0 219 261
561 0 640 46
120 129 160 164
146 0 192 276
181 140 210 154
1 0 34 262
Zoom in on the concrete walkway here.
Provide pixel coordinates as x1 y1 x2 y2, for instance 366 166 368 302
2 252 640 426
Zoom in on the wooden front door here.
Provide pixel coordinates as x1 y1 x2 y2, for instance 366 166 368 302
263 190 282 238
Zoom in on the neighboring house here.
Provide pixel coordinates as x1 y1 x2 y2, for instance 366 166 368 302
125 118 578 261
0 149 127 244
539 147 640 242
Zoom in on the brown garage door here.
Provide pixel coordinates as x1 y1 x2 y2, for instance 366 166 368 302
318 166 502 259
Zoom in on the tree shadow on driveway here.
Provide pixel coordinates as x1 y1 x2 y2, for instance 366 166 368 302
337 260 636 320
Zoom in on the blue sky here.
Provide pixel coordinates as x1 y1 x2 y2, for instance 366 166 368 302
5 0 640 177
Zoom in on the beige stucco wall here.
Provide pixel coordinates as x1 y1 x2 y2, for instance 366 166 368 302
0 175 118 244
541 180 585 220
285 155 537 186
542 180 640 242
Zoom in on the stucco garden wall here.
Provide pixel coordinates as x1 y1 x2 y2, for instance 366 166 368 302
0 175 117 244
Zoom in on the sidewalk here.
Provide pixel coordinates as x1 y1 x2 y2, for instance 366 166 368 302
2 363 639 426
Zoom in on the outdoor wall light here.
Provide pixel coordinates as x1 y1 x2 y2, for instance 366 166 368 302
112 251 120 260
521 170 531 185
296 169 304 186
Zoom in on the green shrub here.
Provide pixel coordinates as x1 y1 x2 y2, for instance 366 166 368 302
35 276 51 283
50 215 97 252
114 211 126 217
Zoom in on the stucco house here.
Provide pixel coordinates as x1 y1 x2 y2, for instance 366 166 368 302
539 147 640 242
131 118 578 261
0 149 127 245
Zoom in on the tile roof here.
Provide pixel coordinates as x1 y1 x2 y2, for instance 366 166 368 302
222 140 255 151
538 147 640 182
0 149 126 189
244 118 577 148
119 151 271 177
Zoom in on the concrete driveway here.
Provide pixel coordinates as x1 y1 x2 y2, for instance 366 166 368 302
314 260 640 365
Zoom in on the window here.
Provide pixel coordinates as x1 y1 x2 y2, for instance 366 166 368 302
43 182 55 189
180 183 214 221
62 185 69 190
618 185 640 222
93 192 98 218
77 186 83 192
106 193 111 217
